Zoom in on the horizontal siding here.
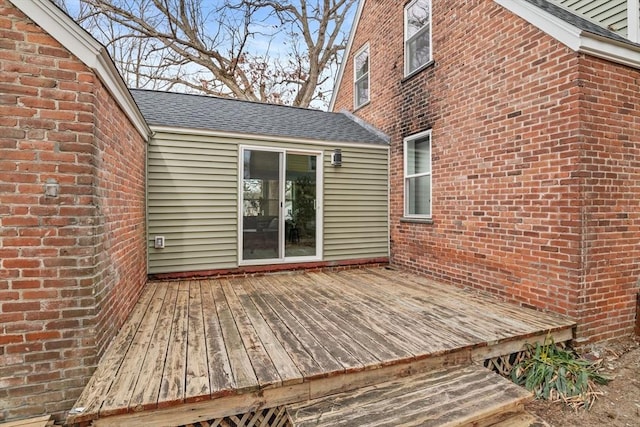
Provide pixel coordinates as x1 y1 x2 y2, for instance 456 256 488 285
553 0 628 36
324 147 389 261
147 134 238 274
148 131 389 274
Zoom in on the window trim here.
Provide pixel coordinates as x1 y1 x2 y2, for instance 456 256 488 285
404 0 432 77
353 43 370 109
403 129 432 219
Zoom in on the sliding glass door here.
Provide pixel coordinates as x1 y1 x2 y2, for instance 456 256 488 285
240 148 320 264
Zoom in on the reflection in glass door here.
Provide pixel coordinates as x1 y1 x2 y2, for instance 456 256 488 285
241 148 319 263
285 154 316 258
242 149 281 260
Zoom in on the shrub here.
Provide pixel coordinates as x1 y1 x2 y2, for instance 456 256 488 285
511 337 609 410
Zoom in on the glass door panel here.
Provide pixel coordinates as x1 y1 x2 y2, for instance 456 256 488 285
242 150 281 260
285 154 317 258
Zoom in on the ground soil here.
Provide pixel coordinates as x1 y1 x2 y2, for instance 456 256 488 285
526 336 640 427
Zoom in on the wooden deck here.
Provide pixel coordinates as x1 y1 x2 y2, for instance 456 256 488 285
67 267 575 426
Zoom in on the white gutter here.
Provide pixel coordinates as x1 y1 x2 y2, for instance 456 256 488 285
149 125 390 150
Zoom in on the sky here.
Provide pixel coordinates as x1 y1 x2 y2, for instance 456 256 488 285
58 0 358 110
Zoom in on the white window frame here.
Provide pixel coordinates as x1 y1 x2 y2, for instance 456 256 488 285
403 130 432 218
237 145 324 266
404 0 432 76
353 44 370 109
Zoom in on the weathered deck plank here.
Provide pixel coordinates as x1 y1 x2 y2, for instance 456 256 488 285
158 281 190 408
99 284 168 417
200 279 234 397
264 274 378 370
209 279 259 392
243 277 344 378
293 274 415 362
315 271 466 353
227 277 302 386
220 278 282 388
69 285 156 423
341 269 491 346
185 281 211 403
127 281 179 412
69 267 575 426
365 268 558 339
287 365 532 427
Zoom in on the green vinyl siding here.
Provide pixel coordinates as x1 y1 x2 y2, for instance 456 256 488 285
147 131 389 274
323 147 388 261
147 133 238 274
552 0 628 36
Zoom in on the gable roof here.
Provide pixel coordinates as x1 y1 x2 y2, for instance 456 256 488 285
330 0 640 111
11 0 150 139
131 89 388 146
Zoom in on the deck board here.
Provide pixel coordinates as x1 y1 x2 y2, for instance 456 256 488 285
226 278 302 386
243 277 345 378
263 274 376 370
71 285 156 422
158 281 189 408
128 282 178 412
185 281 211 402
210 279 259 392
287 365 531 427
200 279 234 396
99 284 168 416
68 267 575 426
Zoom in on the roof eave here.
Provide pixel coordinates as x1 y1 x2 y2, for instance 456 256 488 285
579 32 640 69
495 0 640 70
11 0 151 140
148 125 390 150
329 0 366 111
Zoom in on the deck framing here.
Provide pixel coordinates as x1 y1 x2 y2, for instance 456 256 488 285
67 267 575 426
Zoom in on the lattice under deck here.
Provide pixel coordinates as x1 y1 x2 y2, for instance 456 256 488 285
180 406 291 427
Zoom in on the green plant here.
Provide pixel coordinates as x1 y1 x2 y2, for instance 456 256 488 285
511 336 609 410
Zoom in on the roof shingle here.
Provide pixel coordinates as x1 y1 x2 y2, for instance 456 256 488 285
130 89 388 145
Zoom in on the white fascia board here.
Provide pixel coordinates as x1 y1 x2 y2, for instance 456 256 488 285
329 0 366 111
11 0 150 140
149 125 390 150
495 0 640 70
494 0 583 50
580 32 640 68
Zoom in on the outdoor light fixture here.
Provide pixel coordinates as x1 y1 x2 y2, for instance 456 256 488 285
44 179 60 197
331 148 342 166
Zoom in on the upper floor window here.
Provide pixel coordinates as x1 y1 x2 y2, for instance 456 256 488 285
404 130 431 218
354 44 369 108
404 0 432 75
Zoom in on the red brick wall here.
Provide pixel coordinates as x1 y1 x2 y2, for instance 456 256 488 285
574 56 640 342
333 0 639 345
0 1 147 422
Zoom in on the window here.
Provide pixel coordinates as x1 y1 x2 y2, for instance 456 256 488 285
404 0 431 75
404 130 431 217
354 44 369 108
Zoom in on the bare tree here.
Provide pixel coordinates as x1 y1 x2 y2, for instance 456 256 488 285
59 0 356 108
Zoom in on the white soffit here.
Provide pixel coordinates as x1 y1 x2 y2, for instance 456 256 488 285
10 0 150 139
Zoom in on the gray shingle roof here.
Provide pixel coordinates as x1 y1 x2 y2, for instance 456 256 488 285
130 89 388 145
525 0 635 45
